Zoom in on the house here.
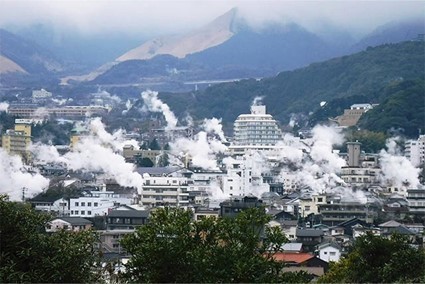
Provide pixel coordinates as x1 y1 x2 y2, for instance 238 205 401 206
107 209 150 230
46 217 92 232
316 242 342 262
219 196 263 218
272 252 329 278
282 220 298 240
282 243 304 253
296 229 324 252
352 224 381 240
194 208 220 221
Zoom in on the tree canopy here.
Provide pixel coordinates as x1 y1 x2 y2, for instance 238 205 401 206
0 195 102 283
121 207 307 283
318 232 425 283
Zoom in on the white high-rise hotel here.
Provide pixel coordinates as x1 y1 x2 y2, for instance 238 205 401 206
230 105 282 155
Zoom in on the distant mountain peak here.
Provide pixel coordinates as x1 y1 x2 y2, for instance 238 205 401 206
116 7 238 61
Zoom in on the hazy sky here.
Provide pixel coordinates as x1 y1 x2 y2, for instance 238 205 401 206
0 0 423 37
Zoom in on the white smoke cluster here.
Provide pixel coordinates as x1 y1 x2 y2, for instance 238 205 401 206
379 137 421 189
275 125 364 201
171 131 227 170
0 149 49 201
251 96 264 106
202 117 226 141
33 107 49 119
183 113 194 127
141 90 178 130
31 118 143 191
88 117 138 151
122 99 134 115
51 98 68 106
0 102 9 112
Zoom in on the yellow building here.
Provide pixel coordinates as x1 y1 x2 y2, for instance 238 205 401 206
69 124 88 150
2 130 31 161
14 123 32 137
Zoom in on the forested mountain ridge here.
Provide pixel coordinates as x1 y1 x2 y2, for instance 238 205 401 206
158 41 424 129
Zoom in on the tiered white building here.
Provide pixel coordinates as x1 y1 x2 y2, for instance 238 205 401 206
229 105 283 155
405 135 425 167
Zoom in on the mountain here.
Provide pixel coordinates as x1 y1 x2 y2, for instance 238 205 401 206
116 8 237 61
351 18 425 52
91 9 341 85
186 22 338 73
11 23 144 71
156 41 424 127
0 28 62 75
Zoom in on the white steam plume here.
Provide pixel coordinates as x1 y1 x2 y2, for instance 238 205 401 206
141 90 178 130
0 102 9 112
171 131 227 170
379 137 421 189
31 118 143 191
203 117 226 141
122 99 134 115
276 125 364 201
251 96 264 107
0 149 49 201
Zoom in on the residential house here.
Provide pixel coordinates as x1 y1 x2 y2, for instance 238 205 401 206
219 196 263 218
107 209 149 230
46 217 92 232
316 242 342 262
282 220 298 240
296 229 324 253
272 252 329 278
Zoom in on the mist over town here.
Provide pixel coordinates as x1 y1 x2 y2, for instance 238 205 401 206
0 1 424 282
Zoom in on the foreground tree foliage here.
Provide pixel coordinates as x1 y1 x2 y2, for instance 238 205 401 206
318 232 425 283
0 195 102 283
121 207 308 283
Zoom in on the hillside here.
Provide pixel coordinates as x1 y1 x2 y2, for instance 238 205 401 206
157 41 425 127
358 79 425 138
116 8 237 61
0 29 62 74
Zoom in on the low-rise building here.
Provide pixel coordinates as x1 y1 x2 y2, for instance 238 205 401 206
46 217 92 232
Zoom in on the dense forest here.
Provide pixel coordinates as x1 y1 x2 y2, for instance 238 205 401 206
159 41 424 131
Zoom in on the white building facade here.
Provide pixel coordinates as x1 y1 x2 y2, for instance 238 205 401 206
140 176 190 208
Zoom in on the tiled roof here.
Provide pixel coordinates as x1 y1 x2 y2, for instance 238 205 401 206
378 220 402 227
108 210 149 218
296 228 324 237
54 217 92 225
272 252 314 263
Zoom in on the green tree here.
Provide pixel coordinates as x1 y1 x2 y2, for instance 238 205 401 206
319 232 425 283
0 195 102 283
136 156 154 167
121 207 305 283
157 152 170 167
149 138 161 150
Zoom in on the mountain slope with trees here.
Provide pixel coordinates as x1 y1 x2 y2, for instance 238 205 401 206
158 41 424 128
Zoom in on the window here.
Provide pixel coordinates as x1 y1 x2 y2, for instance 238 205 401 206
88 211 92 215
318 198 323 202
94 202 98 207
81 202 85 206
81 211 85 215
71 210 74 214
88 202 92 207
75 202 79 206
330 252 336 256
75 210 79 214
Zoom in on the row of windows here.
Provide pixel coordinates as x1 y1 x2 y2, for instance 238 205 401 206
74 202 99 207
71 210 92 215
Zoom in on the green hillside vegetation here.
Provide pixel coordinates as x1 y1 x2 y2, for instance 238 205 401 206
160 41 424 128
358 79 425 138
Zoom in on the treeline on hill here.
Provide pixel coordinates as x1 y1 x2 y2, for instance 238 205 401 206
159 41 424 128
358 78 425 138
